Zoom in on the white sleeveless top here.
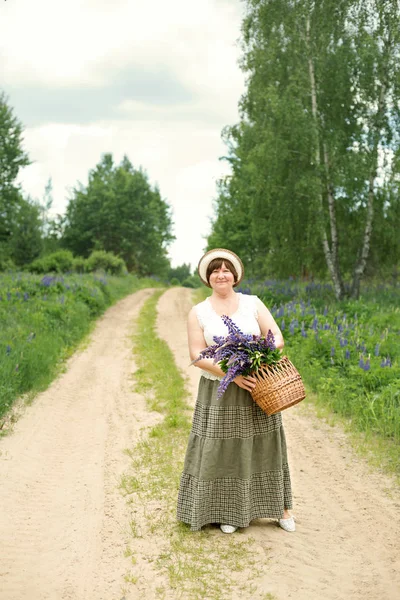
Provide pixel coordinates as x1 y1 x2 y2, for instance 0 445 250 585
194 293 261 380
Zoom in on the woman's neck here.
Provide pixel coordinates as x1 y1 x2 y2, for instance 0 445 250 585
211 290 237 301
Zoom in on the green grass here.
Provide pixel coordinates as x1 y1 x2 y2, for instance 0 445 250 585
0 271 159 422
122 290 271 599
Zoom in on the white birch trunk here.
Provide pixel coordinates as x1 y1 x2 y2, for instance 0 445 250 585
306 17 344 300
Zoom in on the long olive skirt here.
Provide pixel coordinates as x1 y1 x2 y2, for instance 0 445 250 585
177 376 293 531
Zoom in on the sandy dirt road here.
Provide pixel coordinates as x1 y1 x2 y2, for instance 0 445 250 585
0 289 160 600
1 287 399 600
158 288 400 600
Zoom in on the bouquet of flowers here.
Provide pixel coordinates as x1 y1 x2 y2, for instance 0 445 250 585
194 315 283 399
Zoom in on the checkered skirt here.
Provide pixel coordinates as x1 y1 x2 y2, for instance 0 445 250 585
177 376 293 531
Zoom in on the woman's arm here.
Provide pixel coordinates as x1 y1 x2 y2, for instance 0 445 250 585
255 297 285 350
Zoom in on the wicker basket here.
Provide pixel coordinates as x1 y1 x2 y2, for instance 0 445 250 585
250 356 306 415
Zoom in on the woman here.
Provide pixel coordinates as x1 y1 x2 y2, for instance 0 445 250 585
177 248 295 534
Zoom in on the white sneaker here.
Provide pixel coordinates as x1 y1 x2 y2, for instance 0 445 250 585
278 515 296 532
220 524 238 534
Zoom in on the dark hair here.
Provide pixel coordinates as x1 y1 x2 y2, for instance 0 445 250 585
206 258 238 285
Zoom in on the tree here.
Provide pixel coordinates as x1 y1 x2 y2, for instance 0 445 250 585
208 0 400 297
168 263 192 283
63 153 174 276
0 91 30 256
8 195 43 266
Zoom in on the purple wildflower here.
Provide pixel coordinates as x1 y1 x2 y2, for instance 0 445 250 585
345 349 350 359
374 344 380 356
265 329 276 349
221 315 243 335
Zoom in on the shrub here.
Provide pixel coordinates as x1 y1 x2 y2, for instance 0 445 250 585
0 256 15 272
182 275 201 288
30 250 75 273
169 277 181 286
86 251 127 275
73 256 87 273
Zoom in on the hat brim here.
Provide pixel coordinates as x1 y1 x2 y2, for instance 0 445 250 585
197 248 244 288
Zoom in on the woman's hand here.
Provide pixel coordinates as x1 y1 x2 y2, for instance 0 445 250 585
233 374 257 392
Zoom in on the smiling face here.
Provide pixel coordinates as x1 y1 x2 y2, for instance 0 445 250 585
206 258 238 289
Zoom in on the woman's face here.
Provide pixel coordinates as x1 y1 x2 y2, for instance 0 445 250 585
209 261 235 290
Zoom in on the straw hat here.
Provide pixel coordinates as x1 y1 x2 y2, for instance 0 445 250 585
197 248 244 288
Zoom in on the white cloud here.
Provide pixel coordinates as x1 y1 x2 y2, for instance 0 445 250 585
2 0 246 269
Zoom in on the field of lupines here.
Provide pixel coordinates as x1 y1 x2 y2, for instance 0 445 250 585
0 271 159 421
238 280 400 451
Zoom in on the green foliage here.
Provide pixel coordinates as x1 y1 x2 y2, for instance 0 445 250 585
62 153 174 277
8 196 43 266
86 250 127 275
72 256 87 273
168 263 192 283
182 274 201 288
209 1 400 291
29 250 75 274
169 277 180 286
0 91 31 248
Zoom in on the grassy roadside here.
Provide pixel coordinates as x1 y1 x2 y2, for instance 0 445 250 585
122 290 273 600
0 272 159 428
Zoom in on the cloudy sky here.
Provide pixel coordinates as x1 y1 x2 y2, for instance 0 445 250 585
1 0 246 270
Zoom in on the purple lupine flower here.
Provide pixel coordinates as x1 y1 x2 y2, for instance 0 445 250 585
301 322 307 338
374 344 380 356
363 357 370 371
221 315 243 335
7 292 11 301
323 323 331 330
277 306 284 318
339 338 348 347
41 276 54 287
323 306 328 316
330 347 335 357
345 349 350 359
217 364 242 399
265 329 276 349
311 318 318 330
6 345 11 355
289 320 295 335
23 293 29 301
280 319 285 331
381 356 392 368
359 356 365 369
